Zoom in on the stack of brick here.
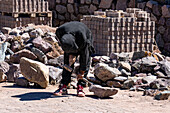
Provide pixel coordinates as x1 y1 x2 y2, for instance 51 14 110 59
0 0 52 30
81 8 155 56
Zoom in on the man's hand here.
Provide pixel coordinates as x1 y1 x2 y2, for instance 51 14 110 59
77 70 85 80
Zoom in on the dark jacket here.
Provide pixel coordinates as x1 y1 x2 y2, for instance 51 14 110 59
56 21 95 71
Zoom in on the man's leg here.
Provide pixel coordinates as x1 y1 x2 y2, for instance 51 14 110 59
54 53 75 96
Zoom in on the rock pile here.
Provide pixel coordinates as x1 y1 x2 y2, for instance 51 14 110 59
0 24 63 88
0 24 169 99
87 51 170 100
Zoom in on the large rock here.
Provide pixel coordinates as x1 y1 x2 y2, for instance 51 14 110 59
106 80 122 88
56 5 67 14
155 91 170 100
142 76 157 84
10 49 37 63
89 4 97 14
20 57 49 88
94 63 121 82
99 0 113 9
158 26 165 34
89 85 118 98
116 0 127 11
32 36 52 53
6 64 20 82
67 4 74 13
79 5 89 14
31 47 48 64
153 4 161 16
162 5 170 18
48 55 64 66
48 66 62 84
158 17 165 25
146 0 158 9
15 77 29 87
137 2 146 10
159 59 170 75
119 62 131 72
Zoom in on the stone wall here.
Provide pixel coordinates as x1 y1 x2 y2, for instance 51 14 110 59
48 0 170 55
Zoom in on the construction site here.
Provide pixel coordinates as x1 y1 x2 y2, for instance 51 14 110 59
0 0 169 113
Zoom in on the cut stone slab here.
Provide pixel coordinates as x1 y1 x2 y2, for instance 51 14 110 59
94 63 121 82
20 57 49 88
89 85 118 98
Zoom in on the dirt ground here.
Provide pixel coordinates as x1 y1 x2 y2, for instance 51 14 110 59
0 82 169 113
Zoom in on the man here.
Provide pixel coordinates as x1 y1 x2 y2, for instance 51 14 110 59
54 21 95 97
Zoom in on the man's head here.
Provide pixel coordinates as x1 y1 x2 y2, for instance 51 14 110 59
60 34 79 53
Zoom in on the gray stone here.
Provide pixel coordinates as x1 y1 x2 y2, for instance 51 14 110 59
155 33 164 48
21 33 30 42
132 51 145 60
29 30 39 38
122 79 134 89
162 5 170 18
106 80 122 88
67 4 74 13
58 14 65 20
158 26 165 34
89 4 97 14
150 13 157 21
20 57 49 88
99 0 113 9
79 5 89 14
31 47 48 64
56 0 61 3
6 64 20 82
89 85 118 98
116 0 127 11
142 76 157 84
114 76 128 82
68 0 74 4
15 77 29 87
48 55 64 67
137 2 146 10
80 0 85 4
65 13 70 21
0 42 7 62
10 49 37 63
94 63 121 82
146 0 158 9
158 17 165 25
159 59 170 75
61 0 67 4
32 36 52 53
153 4 161 16
56 5 67 14
93 0 99 5
48 66 62 84
85 0 91 4
119 62 131 71
120 69 131 77
71 14 77 20
155 91 170 100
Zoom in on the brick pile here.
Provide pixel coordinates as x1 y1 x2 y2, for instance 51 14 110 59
0 0 52 30
81 8 155 56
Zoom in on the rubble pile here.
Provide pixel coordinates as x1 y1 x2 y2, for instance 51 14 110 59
0 25 169 100
87 51 170 100
0 24 64 88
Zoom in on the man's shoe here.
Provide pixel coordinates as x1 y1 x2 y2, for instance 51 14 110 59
77 85 85 97
53 84 68 96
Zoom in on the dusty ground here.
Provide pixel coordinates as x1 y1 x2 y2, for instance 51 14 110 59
0 82 169 113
